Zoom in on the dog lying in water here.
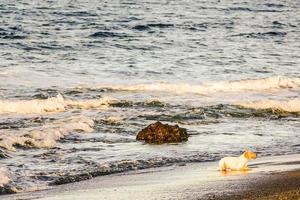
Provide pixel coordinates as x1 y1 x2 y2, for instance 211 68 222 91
218 150 257 171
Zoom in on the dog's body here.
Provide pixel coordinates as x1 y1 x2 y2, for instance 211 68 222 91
218 150 257 171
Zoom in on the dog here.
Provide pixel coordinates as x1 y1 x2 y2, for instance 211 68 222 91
218 150 257 171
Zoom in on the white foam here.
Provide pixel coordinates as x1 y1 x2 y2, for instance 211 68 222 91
0 94 65 114
237 99 300 112
0 94 115 114
96 76 300 94
0 167 10 186
0 116 94 151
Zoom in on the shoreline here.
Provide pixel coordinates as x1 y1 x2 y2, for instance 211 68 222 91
2 154 300 200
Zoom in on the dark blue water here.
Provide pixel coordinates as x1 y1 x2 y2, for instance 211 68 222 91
0 0 299 88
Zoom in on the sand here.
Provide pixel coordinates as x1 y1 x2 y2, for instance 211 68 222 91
1 154 300 200
215 170 300 200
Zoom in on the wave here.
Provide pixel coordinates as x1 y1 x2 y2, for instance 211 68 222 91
95 116 124 125
0 167 10 186
1 76 298 115
50 154 217 186
147 23 175 28
0 116 94 151
0 154 218 194
0 26 27 40
237 99 300 113
0 94 65 114
89 31 130 38
65 97 116 109
0 167 19 194
95 76 300 94
230 31 287 38
0 94 116 114
137 103 299 122
132 25 151 31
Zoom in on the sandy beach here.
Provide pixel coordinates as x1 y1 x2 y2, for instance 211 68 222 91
2 154 299 200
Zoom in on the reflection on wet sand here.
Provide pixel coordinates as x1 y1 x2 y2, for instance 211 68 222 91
219 169 250 176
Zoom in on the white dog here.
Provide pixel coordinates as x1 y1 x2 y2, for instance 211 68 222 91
218 150 257 171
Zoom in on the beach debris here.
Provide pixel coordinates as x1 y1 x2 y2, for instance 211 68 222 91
136 121 188 144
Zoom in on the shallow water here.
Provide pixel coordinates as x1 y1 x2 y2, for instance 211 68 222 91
0 0 300 193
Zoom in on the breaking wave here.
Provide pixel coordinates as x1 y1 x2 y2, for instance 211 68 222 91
95 76 300 94
0 167 10 186
50 155 217 186
0 116 94 151
0 94 116 114
237 99 300 113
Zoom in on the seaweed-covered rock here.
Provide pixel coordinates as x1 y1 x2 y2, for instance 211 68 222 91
136 121 188 144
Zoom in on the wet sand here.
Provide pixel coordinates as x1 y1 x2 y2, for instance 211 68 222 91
214 169 300 200
2 154 300 200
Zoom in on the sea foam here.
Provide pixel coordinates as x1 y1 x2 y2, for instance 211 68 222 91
0 116 94 151
0 167 10 186
237 99 300 112
0 94 115 114
95 76 300 94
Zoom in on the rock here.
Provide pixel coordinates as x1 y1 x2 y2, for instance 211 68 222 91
136 121 188 144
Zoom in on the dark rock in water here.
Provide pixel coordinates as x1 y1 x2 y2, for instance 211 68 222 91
136 121 188 144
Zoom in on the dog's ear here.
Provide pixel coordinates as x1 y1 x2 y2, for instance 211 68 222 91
244 151 250 159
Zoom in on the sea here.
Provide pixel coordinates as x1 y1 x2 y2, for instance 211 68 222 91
0 0 300 193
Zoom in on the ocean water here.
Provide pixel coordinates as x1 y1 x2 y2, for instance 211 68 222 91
0 0 300 193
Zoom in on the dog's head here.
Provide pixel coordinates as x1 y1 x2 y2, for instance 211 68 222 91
243 150 257 159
